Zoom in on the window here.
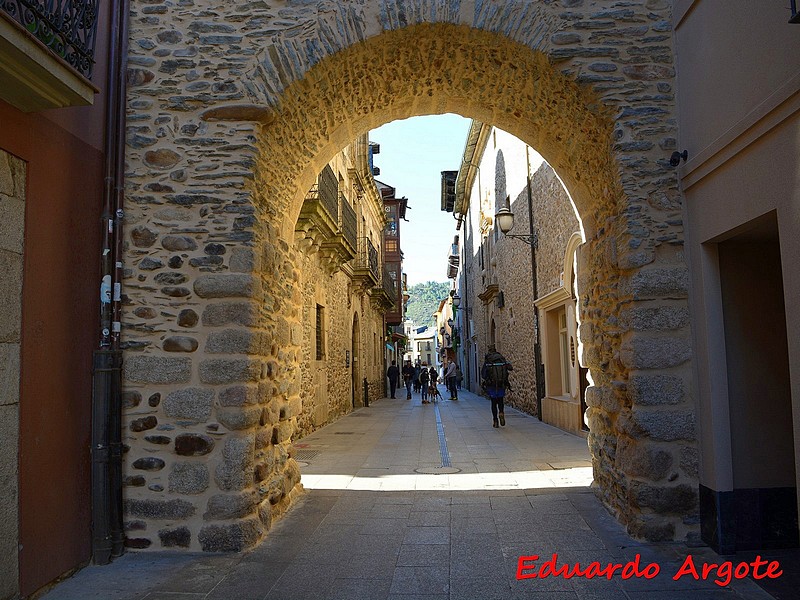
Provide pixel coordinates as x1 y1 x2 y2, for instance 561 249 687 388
315 304 325 360
559 310 571 395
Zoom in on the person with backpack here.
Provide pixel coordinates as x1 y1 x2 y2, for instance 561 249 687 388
420 364 430 403
402 360 414 400
481 344 513 428
445 360 458 401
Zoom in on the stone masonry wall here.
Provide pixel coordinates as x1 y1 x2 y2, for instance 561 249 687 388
124 0 695 546
0 149 24 599
491 156 581 417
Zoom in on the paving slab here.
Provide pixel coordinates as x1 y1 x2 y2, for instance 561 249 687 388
41 389 784 599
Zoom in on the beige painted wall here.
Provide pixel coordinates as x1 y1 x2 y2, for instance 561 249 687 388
678 1 800 493
0 148 25 599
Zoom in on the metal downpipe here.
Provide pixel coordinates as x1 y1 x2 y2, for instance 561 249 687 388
91 0 129 565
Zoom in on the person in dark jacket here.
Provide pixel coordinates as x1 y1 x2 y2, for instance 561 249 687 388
420 364 430 403
402 360 415 399
481 344 513 428
386 360 400 399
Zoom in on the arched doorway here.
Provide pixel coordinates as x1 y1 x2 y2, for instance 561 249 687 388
122 5 693 551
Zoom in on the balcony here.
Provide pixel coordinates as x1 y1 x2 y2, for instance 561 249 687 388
0 1 99 111
296 166 359 273
320 192 357 268
370 264 397 312
353 236 380 287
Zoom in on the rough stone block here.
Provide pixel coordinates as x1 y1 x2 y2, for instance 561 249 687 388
0 343 20 406
584 385 619 413
169 462 210 495
174 433 215 456
164 388 214 421
0 251 23 343
198 517 263 552
194 274 256 298
201 302 257 327
628 407 696 441
124 356 191 384
130 416 157 432
230 247 256 272
206 329 264 354
217 406 262 430
124 498 196 519
680 446 699 478
627 514 675 542
615 437 672 480
163 336 199 352
158 526 191 548
178 309 199 327
620 335 690 369
204 491 259 520
630 481 697 514
619 304 689 331
219 385 259 407
628 373 684 405
621 267 689 300
132 457 165 471
199 359 261 384
214 434 255 491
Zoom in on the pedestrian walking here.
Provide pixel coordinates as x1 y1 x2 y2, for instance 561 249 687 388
481 344 513 428
413 361 422 393
420 364 430 403
402 360 414 400
445 360 458 401
456 365 463 389
428 366 442 402
386 360 400 399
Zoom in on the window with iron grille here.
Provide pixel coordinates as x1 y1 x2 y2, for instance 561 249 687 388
316 304 325 360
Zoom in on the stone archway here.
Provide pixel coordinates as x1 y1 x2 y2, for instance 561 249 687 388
123 1 694 551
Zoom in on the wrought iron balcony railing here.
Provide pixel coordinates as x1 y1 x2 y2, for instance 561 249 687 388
382 265 396 300
1 0 99 79
341 194 358 251
355 237 379 281
318 165 339 224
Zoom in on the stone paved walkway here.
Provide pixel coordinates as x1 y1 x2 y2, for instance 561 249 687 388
42 388 777 600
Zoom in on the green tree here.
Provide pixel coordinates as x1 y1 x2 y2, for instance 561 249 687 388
405 281 451 327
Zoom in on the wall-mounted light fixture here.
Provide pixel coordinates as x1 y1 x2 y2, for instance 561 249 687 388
449 289 461 308
495 207 538 247
669 150 688 167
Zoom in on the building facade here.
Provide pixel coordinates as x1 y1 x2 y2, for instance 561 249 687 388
676 1 800 553
453 124 585 433
294 135 394 437
5 4 799 595
0 3 123 597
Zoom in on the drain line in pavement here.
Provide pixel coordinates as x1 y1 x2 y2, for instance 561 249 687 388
433 402 452 467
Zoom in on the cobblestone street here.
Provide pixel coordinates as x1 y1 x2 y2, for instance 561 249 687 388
43 389 777 600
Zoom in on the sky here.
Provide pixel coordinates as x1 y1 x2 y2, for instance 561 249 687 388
370 114 471 286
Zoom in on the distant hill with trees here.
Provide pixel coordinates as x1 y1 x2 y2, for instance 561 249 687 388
405 281 450 327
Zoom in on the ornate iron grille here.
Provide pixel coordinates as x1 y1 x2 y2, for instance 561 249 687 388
340 194 357 249
1 0 99 79
366 237 379 280
383 265 397 301
317 165 339 223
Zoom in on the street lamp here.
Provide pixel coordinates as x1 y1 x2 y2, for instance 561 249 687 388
449 289 461 308
495 206 537 247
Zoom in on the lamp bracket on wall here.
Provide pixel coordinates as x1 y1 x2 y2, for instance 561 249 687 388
669 150 688 167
